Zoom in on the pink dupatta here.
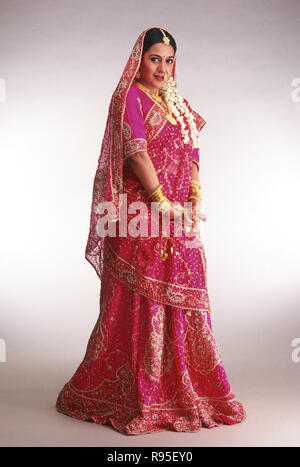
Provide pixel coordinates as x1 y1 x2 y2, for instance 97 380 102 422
85 27 205 282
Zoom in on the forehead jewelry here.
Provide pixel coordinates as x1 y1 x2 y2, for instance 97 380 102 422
160 28 170 45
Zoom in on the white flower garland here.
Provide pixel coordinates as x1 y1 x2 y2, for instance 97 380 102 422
160 76 200 149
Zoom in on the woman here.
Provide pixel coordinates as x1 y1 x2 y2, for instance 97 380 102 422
56 27 246 435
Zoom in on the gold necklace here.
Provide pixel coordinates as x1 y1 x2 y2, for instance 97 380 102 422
134 79 162 102
134 80 177 125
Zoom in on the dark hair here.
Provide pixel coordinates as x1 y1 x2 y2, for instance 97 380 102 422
142 28 177 56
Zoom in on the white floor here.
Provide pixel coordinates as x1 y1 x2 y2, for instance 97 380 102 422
1 364 299 447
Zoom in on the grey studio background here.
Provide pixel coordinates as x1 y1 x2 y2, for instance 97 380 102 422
0 0 299 447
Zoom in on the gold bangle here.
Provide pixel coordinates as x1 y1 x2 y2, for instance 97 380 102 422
189 186 201 193
148 184 163 201
188 192 202 203
148 185 172 214
148 185 169 204
188 187 202 198
189 182 201 189
190 180 201 188
148 184 180 215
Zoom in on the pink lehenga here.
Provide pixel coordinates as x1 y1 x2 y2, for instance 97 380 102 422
55 27 246 435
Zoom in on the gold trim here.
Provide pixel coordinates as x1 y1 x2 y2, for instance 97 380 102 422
133 80 177 125
107 240 205 291
65 379 235 404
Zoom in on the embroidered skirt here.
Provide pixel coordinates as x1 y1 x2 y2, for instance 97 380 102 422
55 263 246 435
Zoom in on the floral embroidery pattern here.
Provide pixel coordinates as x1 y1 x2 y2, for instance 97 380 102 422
122 121 132 140
56 268 247 434
124 138 147 158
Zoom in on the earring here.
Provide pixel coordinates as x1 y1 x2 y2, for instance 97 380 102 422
135 71 140 79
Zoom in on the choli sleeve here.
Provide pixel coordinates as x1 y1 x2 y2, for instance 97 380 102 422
122 88 148 160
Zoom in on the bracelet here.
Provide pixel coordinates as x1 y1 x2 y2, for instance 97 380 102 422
188 185 202 206
189 185 201 194
190 184 201 190
190 180 201 189
148 184 185 216
188 186 202 199
148 184 172 214
148 184 164 201
188 195 202 202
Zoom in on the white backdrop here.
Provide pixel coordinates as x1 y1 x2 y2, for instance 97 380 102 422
1 0 300 447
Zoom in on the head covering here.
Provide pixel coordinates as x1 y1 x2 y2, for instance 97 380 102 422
85 27 177 281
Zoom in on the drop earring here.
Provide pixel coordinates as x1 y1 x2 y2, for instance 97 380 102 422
135 71 141 79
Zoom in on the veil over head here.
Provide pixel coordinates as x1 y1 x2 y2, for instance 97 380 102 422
85 27 177 281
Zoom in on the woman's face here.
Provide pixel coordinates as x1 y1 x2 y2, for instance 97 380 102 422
137 42 175 93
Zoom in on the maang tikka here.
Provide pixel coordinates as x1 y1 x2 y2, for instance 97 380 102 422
160 28 170 45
